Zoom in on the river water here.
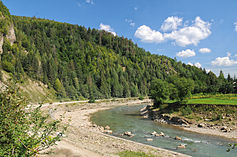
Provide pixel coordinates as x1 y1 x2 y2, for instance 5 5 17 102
91 104 237 157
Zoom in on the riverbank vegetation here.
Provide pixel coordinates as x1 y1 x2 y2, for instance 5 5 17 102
118 151 155 157
0 85 65 156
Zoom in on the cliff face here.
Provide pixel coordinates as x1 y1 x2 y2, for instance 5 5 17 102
0 24 16 54
6 24 16 45
0 34 3 54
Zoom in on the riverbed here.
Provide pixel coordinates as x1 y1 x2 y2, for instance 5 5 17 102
91 104 237 157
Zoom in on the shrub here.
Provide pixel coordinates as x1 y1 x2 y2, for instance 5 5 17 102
0 85 65 156
88 98 95 103
180 105 193 116
138 96 144 100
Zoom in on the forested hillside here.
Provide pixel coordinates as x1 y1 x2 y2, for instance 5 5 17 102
0 2 236 100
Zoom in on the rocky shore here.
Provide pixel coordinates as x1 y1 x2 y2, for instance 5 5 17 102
143 105 237 141
40 99 189 157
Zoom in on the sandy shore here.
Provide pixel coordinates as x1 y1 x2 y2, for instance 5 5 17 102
39 99 190 157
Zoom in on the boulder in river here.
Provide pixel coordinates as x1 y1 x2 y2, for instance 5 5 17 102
177 144 186 149
123 131 134 137
151 131 157 136
105 125 110 130
175 136 182 140
104 130 112 134
146 138 153 142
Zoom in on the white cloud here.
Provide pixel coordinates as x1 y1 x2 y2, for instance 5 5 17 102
164 17 211 47
234 22 237 32
135 16 211 47
187 62 201 68
125 19 135 27
194 62 202 68
161 16 182 32
235 54 237 57
85 0 94 5
176 49 196 58
199 48 211 53
135 25 165 43
99 23 116 36
134 7 138 11
211 53 237 66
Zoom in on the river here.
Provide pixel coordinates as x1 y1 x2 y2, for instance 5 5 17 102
91 104 237 157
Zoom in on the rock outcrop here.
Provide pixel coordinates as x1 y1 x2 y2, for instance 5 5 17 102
6 24 16 45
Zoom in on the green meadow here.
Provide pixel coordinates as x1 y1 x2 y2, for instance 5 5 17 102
186 94 237 105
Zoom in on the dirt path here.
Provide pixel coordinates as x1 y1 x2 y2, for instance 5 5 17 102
39 99 190 157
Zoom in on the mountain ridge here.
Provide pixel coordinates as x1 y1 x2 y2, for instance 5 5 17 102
0 1 235 101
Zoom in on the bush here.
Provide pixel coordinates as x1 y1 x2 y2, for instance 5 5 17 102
180 105 193 116
88 98 95 103
138 96 144 100
2 60 15 73
0 85 65 156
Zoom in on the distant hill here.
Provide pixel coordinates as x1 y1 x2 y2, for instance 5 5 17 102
0 1 235 101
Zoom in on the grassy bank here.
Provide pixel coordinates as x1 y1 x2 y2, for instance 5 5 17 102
118 151 156 157
187 94 237 105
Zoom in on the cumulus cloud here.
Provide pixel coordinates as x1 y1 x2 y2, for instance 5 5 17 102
135 25 165 43
187 62 201 68
199 48 211 53
85 0 94 4
194 62 202 68
176 49 196 58
235 54 237 57
135 16 211 47
161 16 182 32
234 22 237 32
125 19 135 27
164 17 211 47
211 53 237 66
99 23 116 36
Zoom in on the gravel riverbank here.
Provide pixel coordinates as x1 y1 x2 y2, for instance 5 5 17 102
39 99 190 157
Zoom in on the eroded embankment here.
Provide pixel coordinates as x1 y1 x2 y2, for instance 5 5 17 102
144 103 237 141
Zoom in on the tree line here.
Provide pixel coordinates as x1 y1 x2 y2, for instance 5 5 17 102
0 4 236 100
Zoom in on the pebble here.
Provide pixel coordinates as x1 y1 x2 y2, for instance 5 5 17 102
146 138 153 141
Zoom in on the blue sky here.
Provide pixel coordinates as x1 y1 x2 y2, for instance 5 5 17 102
3 0 237 77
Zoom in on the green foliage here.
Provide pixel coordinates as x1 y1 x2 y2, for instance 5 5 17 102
2 60 14 73
0 85 65 156
118 151 155 157
88 98 95 103
150 77 195 108
150 79 170 107
54 78 66 98
180 105 193 116
171 77 194 102
0 1 11 35
138 96 144 100
0 1 235 101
